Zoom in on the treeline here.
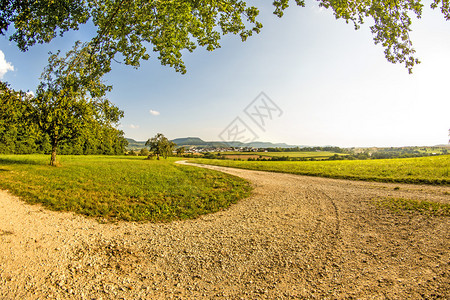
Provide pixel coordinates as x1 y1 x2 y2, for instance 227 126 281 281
246 152 444 162
0 82 127 155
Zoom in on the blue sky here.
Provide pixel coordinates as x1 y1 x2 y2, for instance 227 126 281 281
1 2 449 147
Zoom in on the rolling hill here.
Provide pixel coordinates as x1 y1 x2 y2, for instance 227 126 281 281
125 137 300 150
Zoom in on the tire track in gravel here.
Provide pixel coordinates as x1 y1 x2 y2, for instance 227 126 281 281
0 161 448 299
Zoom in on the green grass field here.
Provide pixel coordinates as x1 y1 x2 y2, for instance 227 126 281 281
0 155 251 222
191 155 450 185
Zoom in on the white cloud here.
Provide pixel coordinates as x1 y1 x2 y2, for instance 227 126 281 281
310 3 326 14
0 50 14 79
129 124 140 129
26 91 34 97
149 109 160 116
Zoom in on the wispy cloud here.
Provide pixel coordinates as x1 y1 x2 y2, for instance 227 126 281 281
310 3 326 14
149 109 160 116
129 124 140 129
0 50 14 79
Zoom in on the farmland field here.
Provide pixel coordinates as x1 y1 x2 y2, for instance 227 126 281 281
0 155 251 222
213 151 346 159
191 155 450 185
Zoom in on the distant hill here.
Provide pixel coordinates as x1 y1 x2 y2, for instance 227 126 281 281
125 138 146 150
172 137 299 149
126 137 300 150
171 137 212 147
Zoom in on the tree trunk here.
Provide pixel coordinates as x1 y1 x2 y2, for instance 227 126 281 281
157 153 160 160
50 139 58 166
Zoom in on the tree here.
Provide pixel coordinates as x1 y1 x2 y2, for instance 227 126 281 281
0 81 127 156
0 0 262 77
2 1 449 74
33 43 123 166
0 82 41 154
145 133 176 160
139 147 149 156
176 147 185 157
128 149 137 156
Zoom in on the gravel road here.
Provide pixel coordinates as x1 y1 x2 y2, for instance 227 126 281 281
0 161 449 299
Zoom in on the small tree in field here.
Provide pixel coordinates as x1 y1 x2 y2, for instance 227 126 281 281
33 43 123 166
176 147 185 157
139 148 149 156
145 133 176 160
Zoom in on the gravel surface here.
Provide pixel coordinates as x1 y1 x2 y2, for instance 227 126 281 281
0 161 449 299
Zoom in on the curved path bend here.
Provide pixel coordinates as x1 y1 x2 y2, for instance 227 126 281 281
0 161 449 299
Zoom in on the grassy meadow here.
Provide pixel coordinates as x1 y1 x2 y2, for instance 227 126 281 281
0 155 251 222
191 155 450 185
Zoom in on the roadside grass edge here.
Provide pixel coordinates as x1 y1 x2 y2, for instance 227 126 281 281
374 197 450 216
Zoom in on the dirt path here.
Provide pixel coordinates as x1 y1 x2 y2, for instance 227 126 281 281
1 162 449 299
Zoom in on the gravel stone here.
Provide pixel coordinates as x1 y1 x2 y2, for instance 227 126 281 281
0 163 449 298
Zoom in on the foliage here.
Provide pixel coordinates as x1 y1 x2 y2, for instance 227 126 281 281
0 155 251 222
2 1 449 74
0 0 262 75
127 150 138 156
56 119 128 155
0 82 42 153
176 147 185 157
375 197 450 216
191 155 450 185
145 133 176 160
0 0 90 50
0 82 127 156
33 43 123 165
139 148 150 156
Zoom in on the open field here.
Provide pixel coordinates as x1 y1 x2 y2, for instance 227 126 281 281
375 197 450 216
1 163 448 298
417 147 449 154
0 155 251 222
192 155 450 185
221 154 271 160
213 151 345 159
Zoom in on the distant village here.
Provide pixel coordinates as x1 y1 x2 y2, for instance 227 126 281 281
185 146 262 154
125 137 449 160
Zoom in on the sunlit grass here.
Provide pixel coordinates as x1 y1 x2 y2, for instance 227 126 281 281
0 155 251 222
375 197 450 216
